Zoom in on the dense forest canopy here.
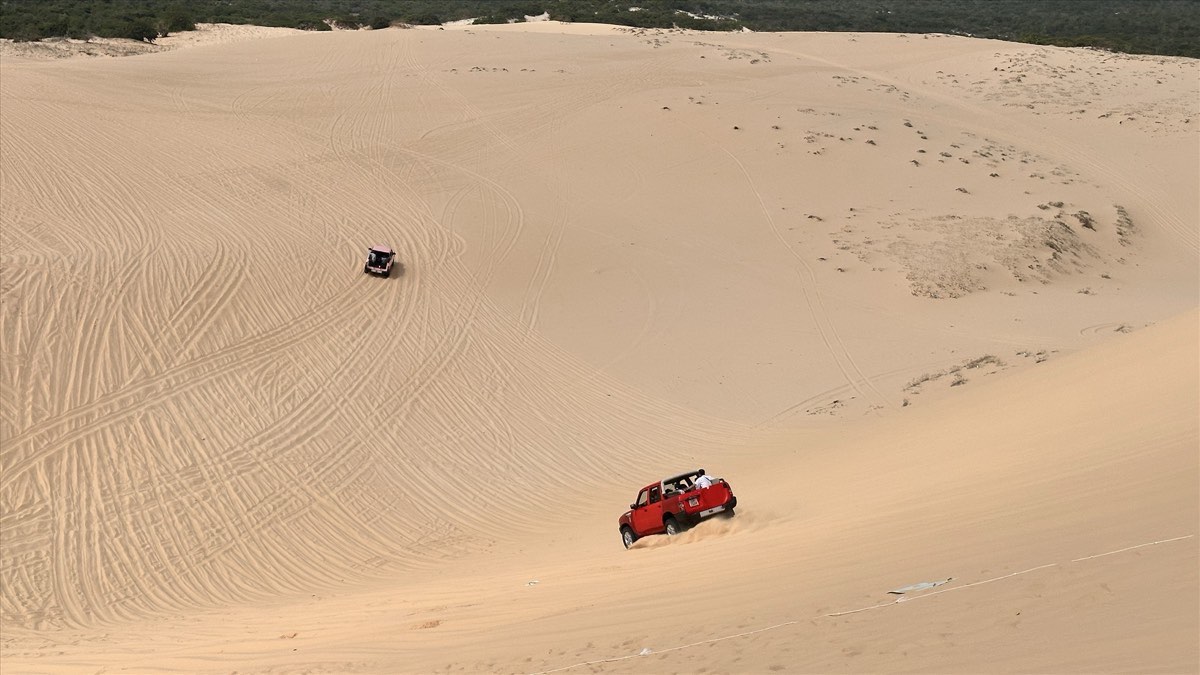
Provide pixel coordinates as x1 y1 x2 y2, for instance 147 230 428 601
1 0 1196 58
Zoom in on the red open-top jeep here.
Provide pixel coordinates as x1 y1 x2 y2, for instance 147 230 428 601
618 469 736 549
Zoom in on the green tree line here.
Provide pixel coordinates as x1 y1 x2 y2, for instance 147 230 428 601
1 0 1195 58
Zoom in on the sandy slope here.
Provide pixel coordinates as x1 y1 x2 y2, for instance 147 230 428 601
1 22 1197 673
0 23 304 60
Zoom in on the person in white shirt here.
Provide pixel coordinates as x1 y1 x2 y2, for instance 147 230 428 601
695 472 714 489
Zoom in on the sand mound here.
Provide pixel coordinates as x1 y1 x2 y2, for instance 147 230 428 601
0 23 302 60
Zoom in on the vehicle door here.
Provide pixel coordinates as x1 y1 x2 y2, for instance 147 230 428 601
630 485 664 535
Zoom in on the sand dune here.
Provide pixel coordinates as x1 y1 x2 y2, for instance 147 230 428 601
1 22 1196 673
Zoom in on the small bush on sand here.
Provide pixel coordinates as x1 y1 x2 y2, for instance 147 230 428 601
123 18 159 42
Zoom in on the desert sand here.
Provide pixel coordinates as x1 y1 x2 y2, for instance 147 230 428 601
1 20 1197 674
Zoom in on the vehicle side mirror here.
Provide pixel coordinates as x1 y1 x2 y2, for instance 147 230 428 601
630 503 638 510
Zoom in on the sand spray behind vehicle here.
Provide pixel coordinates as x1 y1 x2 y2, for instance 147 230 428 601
628 509 771 550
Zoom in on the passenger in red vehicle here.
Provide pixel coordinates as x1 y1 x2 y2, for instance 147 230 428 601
695 472 714 489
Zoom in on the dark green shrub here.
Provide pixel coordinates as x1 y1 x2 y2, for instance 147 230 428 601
164 5 195 32
123 18 159 42
405 13 443 26
295 20 333 31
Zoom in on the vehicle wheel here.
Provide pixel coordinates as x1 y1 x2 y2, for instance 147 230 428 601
382 270 390 278
722 507 736 518
364 265 370 274
621 527 637 549
664 516 681 536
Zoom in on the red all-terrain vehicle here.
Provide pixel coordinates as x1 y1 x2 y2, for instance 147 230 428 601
618 469 736 549
364 245 396 277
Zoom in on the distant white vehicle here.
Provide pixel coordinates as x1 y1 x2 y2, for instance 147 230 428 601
364 245 396 278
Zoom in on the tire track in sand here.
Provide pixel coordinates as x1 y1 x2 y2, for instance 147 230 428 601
0 277 387 490
713 140 892 411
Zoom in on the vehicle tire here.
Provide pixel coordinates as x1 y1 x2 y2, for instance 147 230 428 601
620 526 637 549
364 265 370 274
663 516 681 536
722 507 736 518
382 270 390 278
